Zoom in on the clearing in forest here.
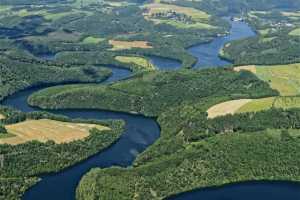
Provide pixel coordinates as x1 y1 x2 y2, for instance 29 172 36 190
209 63 300 118
143 3 214 29
0 119 110 145
289 28 300 36
234 65 257 74
207 99 253 118
82 36 105 44
115 56 156 70
109 40 153 51
234 63 300 96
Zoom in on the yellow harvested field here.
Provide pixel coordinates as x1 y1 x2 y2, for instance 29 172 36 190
0 119 110 145
109 40 153 51
234 65 257 74
207 99 253 119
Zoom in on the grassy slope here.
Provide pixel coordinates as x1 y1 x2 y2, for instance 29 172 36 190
115 56 156 71
211 63 300 116
255 63 300 96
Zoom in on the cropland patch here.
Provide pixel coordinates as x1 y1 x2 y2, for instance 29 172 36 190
234 65 257 74
235 63 300 96
289 28 300 36
82 36 104 44
222 96 300 115
237 97 275 113
115 56 156 70
207 99 253 118
143 3 214 29
109 40 153 51
0 119 110 145
255 63 300 96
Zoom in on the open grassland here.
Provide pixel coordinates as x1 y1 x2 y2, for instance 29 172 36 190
235 63 300 96
109 40 153 51
289 28 300 36
82 36 105 44
207 99 253 118
238 97 300 114
151 19 215 29
208 97 276 118
209 96 300 117
0 119 110 145
256 64 300 96
237 97 275 113
209 64 300 117
115 56 156 70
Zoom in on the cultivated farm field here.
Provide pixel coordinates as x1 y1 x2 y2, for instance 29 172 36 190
0 119 110 145
207 64 300 118
109 40 153 51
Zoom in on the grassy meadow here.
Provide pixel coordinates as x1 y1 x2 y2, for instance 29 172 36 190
208 63 300 118
115 56 156 70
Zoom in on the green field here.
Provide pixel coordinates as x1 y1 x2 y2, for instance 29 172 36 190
289 28 300 36
82 36 104 44
207 63 300 117
237 97 275 113
238 96 300 113
115 56 156 71
255 63 300 96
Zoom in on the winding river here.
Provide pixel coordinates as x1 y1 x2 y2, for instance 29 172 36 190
189 18 256 68
2 66 161 200
2 18 300 200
